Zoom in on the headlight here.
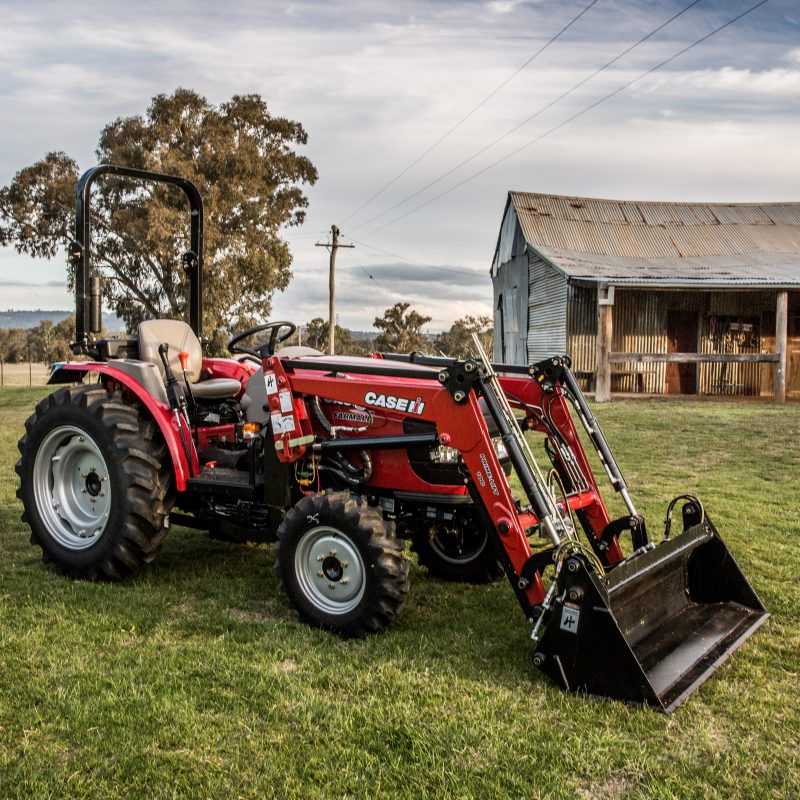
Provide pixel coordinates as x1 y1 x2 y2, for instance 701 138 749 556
493 437 508 460
430 445 461 464
430 439 507 464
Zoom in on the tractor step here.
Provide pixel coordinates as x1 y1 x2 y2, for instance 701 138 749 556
186 466 258 498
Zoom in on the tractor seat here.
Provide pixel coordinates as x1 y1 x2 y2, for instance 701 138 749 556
138 319 242 400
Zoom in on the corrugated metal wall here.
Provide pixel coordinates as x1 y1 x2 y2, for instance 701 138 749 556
492 207 530 364
528 251 568 362
566 288 780 395
610 291 668 393
566 285 596 381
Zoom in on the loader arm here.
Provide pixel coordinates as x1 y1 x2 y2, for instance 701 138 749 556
265 343 767 711
265 351 625 616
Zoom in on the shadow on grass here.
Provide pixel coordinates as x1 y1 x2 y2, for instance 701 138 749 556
2 496 540 693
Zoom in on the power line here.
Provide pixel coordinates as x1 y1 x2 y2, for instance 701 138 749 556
348 0 704 235
344 235 485 278
339 0 602 226
360 0 771 241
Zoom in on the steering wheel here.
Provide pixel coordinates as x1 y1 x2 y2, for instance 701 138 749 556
227 321 297 361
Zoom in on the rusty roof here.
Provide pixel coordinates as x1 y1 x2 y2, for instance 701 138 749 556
505 191 800 287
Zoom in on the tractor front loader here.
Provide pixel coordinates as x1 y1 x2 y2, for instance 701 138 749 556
259 336 767 710
16 164 767 711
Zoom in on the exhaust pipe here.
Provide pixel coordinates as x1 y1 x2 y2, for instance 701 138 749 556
533 503 768 711
89 275 102 335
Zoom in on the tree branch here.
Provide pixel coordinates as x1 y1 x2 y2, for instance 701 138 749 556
95 254 160 316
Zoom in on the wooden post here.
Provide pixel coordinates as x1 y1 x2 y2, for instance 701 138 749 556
316 226 354 355
0 358 3 388
774 290 788 404
595 285 614 402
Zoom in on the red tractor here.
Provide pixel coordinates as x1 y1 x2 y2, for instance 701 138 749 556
16 166 767 710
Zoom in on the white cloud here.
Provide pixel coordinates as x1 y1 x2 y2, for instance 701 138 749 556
1 0 799 330
486 1 524 14
647 66 800 98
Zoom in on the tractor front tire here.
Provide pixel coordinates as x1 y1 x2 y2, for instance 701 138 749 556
275 492 410 637
16 384 173 580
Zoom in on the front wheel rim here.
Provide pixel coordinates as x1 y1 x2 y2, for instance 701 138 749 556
32 425 112 551
294 526 366 615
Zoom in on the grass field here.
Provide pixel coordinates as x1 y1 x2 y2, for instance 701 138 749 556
1 386 798 799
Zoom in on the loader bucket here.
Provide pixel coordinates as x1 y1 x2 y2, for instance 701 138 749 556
535 515 768 711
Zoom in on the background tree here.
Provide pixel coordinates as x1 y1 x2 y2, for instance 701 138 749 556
0 316 74 365
373 303 431 353
0 328 29 362
0 89 318 353
434 315 493 358
299 318 372 354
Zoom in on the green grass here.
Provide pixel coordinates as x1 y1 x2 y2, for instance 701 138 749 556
1 387 798 799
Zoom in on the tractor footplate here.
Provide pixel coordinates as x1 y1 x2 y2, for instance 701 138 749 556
186 466 258 498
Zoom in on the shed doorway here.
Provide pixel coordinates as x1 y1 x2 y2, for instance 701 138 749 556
666 310 698 394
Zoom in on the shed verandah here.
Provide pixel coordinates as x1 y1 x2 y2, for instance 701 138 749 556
491 191 800 402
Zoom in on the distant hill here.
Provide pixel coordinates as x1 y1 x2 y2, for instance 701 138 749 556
347 330 441 342
0 310 125 332
0 310 72 329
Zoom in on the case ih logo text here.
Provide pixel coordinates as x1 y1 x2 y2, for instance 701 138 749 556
363 392 425 415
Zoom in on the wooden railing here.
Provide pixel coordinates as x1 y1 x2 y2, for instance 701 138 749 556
608 352 779 364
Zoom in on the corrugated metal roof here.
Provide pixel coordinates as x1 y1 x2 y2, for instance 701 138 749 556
538 248 800 288
507 191 800 287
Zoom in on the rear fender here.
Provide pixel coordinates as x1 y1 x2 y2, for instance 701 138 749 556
49 361 194 491
201 357 254 399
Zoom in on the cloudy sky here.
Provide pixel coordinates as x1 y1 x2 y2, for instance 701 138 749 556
0 0 798 331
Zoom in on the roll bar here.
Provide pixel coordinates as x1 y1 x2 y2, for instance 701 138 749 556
69 164 204 353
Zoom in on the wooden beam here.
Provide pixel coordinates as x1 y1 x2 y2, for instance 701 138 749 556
609 352 780 364
775 290 788 404
595 287 613 402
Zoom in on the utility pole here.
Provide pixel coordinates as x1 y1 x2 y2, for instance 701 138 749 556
315 225 354 355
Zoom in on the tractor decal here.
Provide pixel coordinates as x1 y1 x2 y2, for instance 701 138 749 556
363 391 425 414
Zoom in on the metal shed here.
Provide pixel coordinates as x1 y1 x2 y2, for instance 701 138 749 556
491 191 800 402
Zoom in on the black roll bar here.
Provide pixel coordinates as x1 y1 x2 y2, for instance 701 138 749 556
70 164 204 353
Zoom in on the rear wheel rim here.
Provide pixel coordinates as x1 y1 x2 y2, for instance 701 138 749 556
294 526 366 615
32 425 112 551
429 524 488 565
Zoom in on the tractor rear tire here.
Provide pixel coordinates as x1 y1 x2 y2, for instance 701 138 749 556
275 492 410 637
16 384 174 580
411 520 504 584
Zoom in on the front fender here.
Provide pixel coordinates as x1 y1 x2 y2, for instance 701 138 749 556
50 361 194 491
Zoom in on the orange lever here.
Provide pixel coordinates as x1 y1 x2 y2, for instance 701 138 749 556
178 351 189 372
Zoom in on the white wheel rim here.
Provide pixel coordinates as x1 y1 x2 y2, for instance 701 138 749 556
294 526 366 615
32 425 112 551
